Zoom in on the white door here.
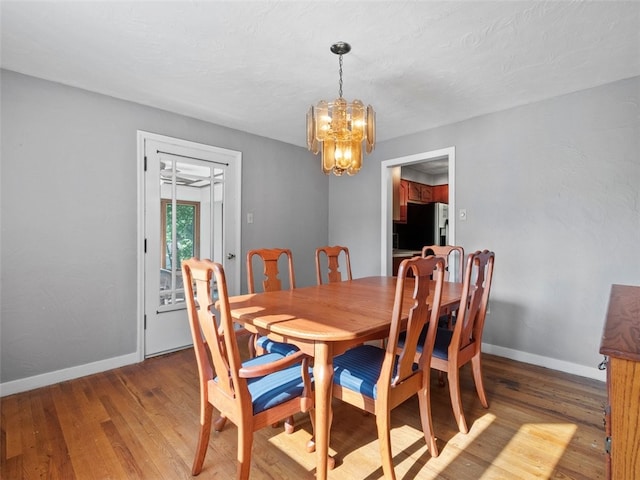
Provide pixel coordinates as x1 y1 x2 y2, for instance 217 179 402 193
140 132 241 357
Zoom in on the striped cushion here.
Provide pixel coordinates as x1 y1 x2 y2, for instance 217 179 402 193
333 345 386 399
397 326 453 360
256 336 300 356
215 352 307 414
398 315 453 354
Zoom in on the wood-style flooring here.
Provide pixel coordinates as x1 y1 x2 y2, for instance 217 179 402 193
1 347 607 479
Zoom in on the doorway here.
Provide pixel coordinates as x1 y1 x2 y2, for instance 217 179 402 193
380 147 456 275
137 131 242 358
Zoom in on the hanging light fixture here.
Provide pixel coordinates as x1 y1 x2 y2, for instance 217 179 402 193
306 42 375 176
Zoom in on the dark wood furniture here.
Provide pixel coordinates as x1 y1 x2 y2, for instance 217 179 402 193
599 284 640 480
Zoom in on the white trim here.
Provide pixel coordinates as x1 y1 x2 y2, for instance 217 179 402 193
0 353 139 397
0 344 603 398
380 147 456 275
482 343 606 382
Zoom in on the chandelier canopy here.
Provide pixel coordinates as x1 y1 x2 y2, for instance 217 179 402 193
306 42 375 176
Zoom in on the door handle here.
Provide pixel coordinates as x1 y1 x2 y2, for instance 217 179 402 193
227 253 236 260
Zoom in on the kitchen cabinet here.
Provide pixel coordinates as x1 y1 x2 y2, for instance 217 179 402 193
599 284 640 480
420 185 432 203
432 184 449 203
399 180 408 223
407 181 432 203
407 182 422 202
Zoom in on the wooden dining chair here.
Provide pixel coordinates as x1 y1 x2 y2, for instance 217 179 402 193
421 245 464 282
331 255 446 478
422 245 465 327
431 249 495 433
246 248 301 433
182 258 315 479
246 248 300 357
315 245 352 285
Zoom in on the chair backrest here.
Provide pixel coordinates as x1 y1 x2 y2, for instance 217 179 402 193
182 258 249 413
247 248 296 293
315 245 352 285
451 250 495 352
380 255 446 393
421 245 464 282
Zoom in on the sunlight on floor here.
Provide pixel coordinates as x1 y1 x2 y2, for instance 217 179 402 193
422 412 497 475
479 422 577 479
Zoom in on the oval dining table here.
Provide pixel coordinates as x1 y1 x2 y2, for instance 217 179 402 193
222 275 465 480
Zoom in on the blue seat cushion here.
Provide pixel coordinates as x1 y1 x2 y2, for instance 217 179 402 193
333 345 387 400
397 321 453 360
215 352 307 415
432 328 453 360
256 335 300 356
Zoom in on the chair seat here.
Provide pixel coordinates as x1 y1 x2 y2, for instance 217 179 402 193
214 352 308 414
256 335 300 357
333 345 385 399
433 328 453 360
333 345 411 400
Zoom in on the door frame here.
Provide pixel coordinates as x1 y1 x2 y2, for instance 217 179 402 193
380 146 456 275
136 130 242 361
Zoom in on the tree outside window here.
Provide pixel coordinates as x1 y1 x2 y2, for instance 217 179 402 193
161 200 200 269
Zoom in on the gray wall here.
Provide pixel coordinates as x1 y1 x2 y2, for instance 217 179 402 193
1 70 328 383
329 76 640 372
3 68 638 387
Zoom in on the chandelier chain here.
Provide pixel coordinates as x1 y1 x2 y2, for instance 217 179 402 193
338 54 343 98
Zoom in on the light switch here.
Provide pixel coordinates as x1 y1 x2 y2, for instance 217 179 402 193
459 209 467 221
247 213 254 224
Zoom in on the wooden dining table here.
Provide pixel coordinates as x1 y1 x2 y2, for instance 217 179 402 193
225 275 466 479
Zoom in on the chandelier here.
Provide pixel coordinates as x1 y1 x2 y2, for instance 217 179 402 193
306 42 375 176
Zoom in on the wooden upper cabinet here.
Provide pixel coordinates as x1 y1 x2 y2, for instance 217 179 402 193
406 181 446 204
420 185 432 202
392 172 409 224
407 182 422 202
398 180 408 223
432 184 449 203
407 181 433 203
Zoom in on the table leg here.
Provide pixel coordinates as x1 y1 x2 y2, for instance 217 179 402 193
313 342 333 480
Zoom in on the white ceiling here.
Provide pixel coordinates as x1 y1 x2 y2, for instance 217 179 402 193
2 1 639 149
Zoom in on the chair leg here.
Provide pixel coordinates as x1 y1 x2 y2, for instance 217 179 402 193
214 414 228 432
283 415 295 434
236 420 253 480
417 386 439 457
471 354 489 408
247 334 257 358
376 410 397 480
447 368 468 434
192 403 213 475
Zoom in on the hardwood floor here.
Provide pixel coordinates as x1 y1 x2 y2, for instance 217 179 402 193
1 348 607 479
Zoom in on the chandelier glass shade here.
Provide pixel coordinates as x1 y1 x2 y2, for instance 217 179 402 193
306 42 375 176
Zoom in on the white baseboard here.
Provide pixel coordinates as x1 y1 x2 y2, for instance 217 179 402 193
0 352 140 397
483 343 606 382
0 344 606 398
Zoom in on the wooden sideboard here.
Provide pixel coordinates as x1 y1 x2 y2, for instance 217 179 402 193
599 284 640 480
